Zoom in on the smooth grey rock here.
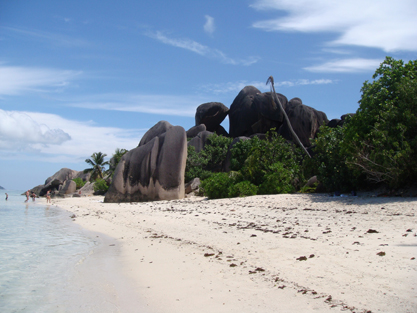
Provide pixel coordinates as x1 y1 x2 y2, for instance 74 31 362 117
105 124 187 202
139 120 173 147
187 124 207 139
195 102 229 132
59 180 76 196
278 98 329 147
187 131 213 154
185 178 201 194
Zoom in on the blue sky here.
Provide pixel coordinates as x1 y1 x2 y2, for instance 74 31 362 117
1 0 416 190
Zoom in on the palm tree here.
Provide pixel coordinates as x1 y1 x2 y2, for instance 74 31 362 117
108 148 128 177
84 152 110 181
266 76 311 158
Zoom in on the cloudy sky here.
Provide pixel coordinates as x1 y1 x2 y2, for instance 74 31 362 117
1 0 416 190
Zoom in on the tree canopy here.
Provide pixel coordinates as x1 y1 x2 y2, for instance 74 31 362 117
84 152 109 181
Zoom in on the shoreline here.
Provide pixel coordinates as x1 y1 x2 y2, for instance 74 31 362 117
45 193 416 313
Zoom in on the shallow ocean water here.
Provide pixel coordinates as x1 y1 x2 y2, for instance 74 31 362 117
0 190 96 312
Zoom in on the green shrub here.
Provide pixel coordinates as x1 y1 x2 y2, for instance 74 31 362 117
241 130 304 189
230 138 256 171
201 172 235 199
342 57 417 188
185 134 232 182
306 125 360 192
72 178 86 189
228 180 258 198
258 162 296 194
93 178 109 193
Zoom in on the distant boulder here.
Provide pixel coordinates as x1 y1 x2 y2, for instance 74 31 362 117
195 102 229 133
185 178 201 194
0 186 4 190
77 182 95 197
228 86 288 138
104 124 187 202
278 98 329 147
228 86 261 138
187 130 213 154
251 92 287 134
59 180 76 196
186 124 206 139
40 168 79 196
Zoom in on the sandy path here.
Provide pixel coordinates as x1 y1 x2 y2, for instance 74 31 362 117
50 193 417 313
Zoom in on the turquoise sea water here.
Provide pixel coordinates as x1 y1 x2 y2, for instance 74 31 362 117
0 190 97 312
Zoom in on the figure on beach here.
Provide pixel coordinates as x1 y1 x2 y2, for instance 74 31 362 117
25 190 30 202
46 190 51 203
5 193 8 200
31 192 36 202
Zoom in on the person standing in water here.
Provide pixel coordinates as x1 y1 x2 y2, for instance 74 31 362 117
5 193 8 200
25 190 30 202
46 190 51 203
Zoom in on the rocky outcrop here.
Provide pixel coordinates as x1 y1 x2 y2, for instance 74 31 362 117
187 130 214 154
139 120 173 147
104 122 187 202
278 98 329 147
185 178 201 194
195 102 229 135
228 86 289 138
187 124 207 139
40 168 79 196
228 86 261 138
59 180 76 196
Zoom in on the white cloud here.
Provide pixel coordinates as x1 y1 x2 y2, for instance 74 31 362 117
304 58 382 73
2 26 91 48
0 64 81 96
146 30 260 66
66 93 206 117
204 15 215 35
0 109 71 152
0 109 145 163
200 78 335 94
251 0 417 52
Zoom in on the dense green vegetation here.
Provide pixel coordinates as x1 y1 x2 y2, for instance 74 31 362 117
189 57 417 199
72 177 86 189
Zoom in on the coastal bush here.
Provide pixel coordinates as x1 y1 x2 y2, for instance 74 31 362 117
93 178 109 193
229 138 256 171
72 178 85 189
185 134 232 182
201 172 236 199
258 162 297 194
241 130 304 190
342 57 417 188
306 125 360 192
228 180 258 198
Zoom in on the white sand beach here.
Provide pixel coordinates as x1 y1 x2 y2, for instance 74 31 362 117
44 193 417 313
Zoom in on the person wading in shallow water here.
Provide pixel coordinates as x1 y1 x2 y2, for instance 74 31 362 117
5 193 8 200
46 190 51 204
25 190 29 202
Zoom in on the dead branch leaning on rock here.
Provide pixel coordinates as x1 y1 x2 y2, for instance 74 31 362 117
266 76 311 158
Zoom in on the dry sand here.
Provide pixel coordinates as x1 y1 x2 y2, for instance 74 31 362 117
46 193 416 313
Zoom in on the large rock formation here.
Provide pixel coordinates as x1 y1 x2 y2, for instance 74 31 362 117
228 86 288 138
187 130 214 154
195 102 229 135
40 168 80 196
104 122 187 202
228 86 260 138
278 98 328 147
